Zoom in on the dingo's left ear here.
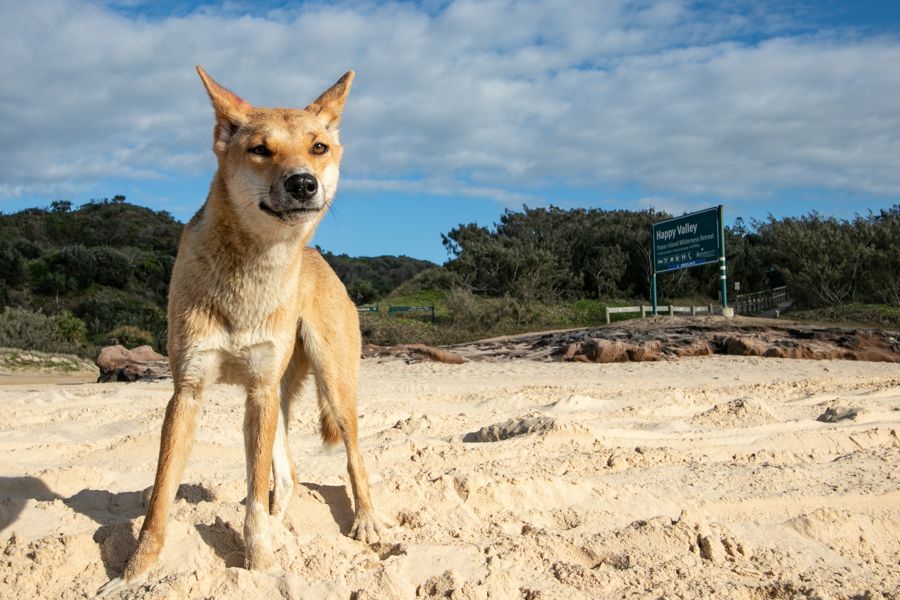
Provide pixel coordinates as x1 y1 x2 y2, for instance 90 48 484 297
306 71 354 138
196 66 252 152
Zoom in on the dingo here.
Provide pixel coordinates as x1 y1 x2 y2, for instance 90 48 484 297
99 66 380 595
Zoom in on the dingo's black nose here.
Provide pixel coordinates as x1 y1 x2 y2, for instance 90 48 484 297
284 173 318 200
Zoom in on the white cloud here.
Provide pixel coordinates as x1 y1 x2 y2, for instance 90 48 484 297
1 0 899 205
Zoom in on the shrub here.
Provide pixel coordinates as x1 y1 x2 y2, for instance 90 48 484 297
105 325 155 349
79 288 167 343
348 280 379 305
445 288 536 329
360 313 457 346
0 307 86 355
55 310 88 344
0 242 25 286
391 268 460 296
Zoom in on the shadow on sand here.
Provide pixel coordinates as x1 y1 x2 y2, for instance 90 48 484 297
0 476 217 577
298 481 355 535
1 476 355 577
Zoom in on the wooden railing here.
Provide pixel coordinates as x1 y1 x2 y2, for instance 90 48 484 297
605 304 717 324
733 286 790 315
358 304 436 322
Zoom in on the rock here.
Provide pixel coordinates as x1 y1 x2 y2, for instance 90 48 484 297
721 335 768 356
697 530 726 564
606 453 628 471
463 414 558 443
416 570 458 598
578 339 626 362
127 345 164 362
362 343 465 364
691 397 779 428
816 406 862 423
96 344 171 383
444 318 900 364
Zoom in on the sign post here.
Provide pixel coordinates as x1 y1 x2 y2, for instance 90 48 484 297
650 205 727 316
718 204 727 312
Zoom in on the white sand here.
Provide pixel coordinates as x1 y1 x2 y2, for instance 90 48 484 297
1 355 898 599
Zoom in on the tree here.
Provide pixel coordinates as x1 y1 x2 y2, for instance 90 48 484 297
859 206 900 304
755 213 869 308
582 245 628 299
51 200 72 213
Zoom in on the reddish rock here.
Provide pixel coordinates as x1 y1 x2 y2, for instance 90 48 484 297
722 336 767 356
445 317 900 364
362 343 465 364
96 345 171 382
627 341 663 362
673 341 713 357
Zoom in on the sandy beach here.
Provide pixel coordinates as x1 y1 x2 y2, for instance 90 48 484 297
1 355 898 598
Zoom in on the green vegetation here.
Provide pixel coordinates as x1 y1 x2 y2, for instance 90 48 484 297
0 307 91 355
787 304 900 328
360 287 616 346
0 197 180 356
0 347 94 373
104 325 156 348
1 198 895 356
441 205 900 310
319 250 435 304
372 205 899 343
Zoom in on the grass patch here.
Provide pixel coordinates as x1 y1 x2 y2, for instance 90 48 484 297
360 288 663 346
786 304 900 329
0 347 96 373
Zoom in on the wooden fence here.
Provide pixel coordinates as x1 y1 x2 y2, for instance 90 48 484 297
358 304 436 322
733 286 790 316
605 304 716 324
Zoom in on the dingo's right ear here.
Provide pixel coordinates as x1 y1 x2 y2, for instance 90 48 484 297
196 66 252 152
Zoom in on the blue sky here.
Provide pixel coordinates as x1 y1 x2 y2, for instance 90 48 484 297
1 1 898 264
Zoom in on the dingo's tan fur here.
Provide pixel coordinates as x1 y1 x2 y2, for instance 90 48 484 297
98 67 379 595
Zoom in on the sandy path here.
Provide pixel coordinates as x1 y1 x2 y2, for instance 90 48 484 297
1 356 898 598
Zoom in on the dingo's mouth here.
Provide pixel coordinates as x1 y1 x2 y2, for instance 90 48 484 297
258 202 321 220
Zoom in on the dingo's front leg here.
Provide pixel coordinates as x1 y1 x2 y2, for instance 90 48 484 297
270 357 308 522
243 384 281 571
97 386 203 596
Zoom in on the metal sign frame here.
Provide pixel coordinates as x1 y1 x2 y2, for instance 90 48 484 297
650 205 727 315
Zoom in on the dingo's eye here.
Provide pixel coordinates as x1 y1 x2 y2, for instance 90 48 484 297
248 145 272 157
311 142 329 155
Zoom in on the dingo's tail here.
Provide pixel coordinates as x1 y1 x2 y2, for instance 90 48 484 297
317 394 342 446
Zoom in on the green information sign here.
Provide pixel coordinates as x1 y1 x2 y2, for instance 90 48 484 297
652 206 721 273
650 205 727 315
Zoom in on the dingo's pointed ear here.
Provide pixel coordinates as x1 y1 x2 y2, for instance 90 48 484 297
306 71 354 138
196 66 252 151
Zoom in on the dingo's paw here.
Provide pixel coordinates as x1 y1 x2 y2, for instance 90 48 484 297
97 531 159 596
245 538 276 572
96 576 128 598
349 511 382 544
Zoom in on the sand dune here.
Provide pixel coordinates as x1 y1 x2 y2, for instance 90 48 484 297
1 356 898 598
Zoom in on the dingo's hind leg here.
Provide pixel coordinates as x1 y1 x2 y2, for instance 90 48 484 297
301 324 381 544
